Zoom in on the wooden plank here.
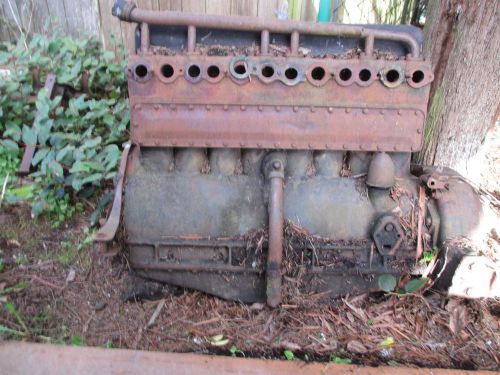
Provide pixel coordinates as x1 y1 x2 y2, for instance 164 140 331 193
206 0 230 16
98 0 124 50
182 0 205 13
44 0 70 34
0 342 493 375
26 0 51 36
158 0 182 10
230 0 257 16
1 0 22 38
257 0 279 18
63 0 100 38
0 2 15 41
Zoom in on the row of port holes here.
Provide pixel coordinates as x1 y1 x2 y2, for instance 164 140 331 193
134 63 221 80
135 63 425 85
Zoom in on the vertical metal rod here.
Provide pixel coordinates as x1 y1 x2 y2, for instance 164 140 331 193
187 24 196 53
140 22 150 53
261 29 270 55
290 30 299 55
364 33 374 57
267 175 284 307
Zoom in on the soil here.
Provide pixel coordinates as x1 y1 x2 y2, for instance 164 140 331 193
0 205 498 371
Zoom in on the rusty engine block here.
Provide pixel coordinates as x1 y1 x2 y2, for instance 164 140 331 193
95 1 484 306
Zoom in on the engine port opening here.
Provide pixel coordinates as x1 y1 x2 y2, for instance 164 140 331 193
188 64 201 78
339 68 352 81
234 63 247 75
311 66 326 81
261 65 275 78
285 67 298 80
412 70 424 83
135 64 149 78
386 69 400 83
161 64 174 78
359 69 371 82
207 65 220 78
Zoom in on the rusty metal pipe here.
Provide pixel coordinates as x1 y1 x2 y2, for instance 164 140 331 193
261 30 270 55
262 153 286 307
187 25 196 53
140 22 150 52
114 2 420 58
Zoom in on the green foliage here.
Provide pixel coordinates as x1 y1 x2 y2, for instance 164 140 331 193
284 349 295 361
70 335 85 346
378 274 429 294
378 274 397 292
329 355 352 364
0 32 129 224
419 248 437 265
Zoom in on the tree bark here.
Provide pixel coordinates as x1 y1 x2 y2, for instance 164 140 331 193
418 0 500 169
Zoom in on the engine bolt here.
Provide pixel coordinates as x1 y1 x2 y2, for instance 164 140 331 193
385 223 394 232
362 108 369 114
223 105 229 111
345 108 351 113
272 161 281 170
417 128 422 134
240 105 246 111
328 107 333 113
293 106 299 112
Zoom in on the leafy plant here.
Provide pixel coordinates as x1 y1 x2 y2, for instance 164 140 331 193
0 32 129 225
419 248 437 265
378 274 429 294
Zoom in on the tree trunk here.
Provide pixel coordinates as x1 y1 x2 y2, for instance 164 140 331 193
418 0 500 169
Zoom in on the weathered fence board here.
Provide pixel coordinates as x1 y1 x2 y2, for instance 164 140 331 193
0 0 321 50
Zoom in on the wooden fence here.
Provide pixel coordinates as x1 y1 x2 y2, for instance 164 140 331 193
0 0 319 51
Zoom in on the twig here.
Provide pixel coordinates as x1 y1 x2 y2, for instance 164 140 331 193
30 275 64 291
0 173 9 207
146 299 165 329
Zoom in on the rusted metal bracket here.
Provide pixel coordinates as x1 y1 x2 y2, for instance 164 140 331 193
17 74 57 177
93 143 132 250
420 168 449 191
263 153 286 307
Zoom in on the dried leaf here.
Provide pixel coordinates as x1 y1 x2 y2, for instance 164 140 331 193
449 305 467 335
347 340 368 354
66 268 76 282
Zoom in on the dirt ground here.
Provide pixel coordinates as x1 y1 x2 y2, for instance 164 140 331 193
0 203 499 371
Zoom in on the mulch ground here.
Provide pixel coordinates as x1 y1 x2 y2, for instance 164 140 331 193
0 206 499 371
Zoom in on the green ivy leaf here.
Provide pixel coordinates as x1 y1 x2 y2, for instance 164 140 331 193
378 274 397 292
403 278 429 294
0 139 19 153
22 125 37 145
31 148 50 166
49 160 64 178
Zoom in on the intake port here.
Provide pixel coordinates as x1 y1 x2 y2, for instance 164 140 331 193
411 70 424 83
339 68 352 81
282 66 301 86
386 69 400 83
207 65 220 78
229 56 253 81
161 64 174 78
307 64 329 86
285 67 298 80
261 65 275 78
131 62 152 82
379 66 404 88
311 66 325 81
185 63 202 83
359 69 371 82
